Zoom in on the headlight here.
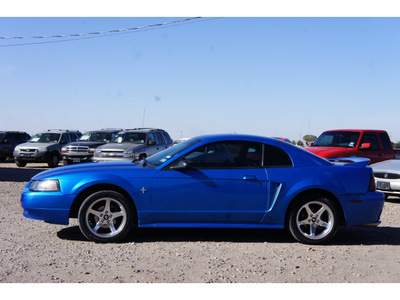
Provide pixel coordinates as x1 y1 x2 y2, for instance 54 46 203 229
29 180 60 192
38 147 48 153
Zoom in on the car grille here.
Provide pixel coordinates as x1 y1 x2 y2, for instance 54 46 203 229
20 148 37 153
374 172 400 179
66 145 89 154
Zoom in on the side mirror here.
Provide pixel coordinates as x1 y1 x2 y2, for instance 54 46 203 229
169 159 190 171
148 140 156 145
360 142 371 150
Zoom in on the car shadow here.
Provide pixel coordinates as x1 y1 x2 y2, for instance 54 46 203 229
57 225 400 245
0 167 47 182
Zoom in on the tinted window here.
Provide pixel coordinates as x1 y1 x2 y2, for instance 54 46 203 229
380 133 392 149
15 133 25 144
361 133 379 150
264 144 292 167
162 132 173 144
155 132 166 144
179 141 262 169
60 134 70 144
147 132 157 143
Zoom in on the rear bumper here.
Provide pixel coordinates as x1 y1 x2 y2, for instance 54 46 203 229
342 191 385 227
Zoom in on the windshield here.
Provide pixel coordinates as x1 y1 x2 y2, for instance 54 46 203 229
143 138 202 167
29 133 60 143
111 132 147 144
312 131 360 148
79 132 110 142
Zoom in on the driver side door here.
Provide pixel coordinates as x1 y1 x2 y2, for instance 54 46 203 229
151 141 269 225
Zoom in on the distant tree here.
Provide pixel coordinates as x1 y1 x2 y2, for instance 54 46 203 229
297 140 304 147
393 141 400 148
291 140 296 145
303 135 317 144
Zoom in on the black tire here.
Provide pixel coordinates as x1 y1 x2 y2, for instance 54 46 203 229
139 154 146 160
0 156 6 162
15 160 27 167
47 153 59 168
288 194 339 244
78 191 135 243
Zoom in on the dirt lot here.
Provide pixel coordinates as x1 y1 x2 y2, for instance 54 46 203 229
1 161 400 283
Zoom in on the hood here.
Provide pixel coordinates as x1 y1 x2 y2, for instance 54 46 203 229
97 143 143 152
32 160 155 180
371 159 400 173
66 141 106 148
304 146 352 158
17 142 57 149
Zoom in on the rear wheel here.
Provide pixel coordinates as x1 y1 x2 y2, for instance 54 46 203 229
78 191 135 243
288 194 339 244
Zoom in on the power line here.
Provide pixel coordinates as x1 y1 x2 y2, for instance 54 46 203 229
0 17 211 47
0 17 201 39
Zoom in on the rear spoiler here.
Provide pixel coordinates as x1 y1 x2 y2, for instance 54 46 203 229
328 157 370 167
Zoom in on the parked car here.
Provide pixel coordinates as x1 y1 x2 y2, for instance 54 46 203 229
371 158 400 198
0 131 31 161
61 129 122 165
21 134 384 244
13 129 81 168
273 137 291 143
93 128 173 162
305 129 400 164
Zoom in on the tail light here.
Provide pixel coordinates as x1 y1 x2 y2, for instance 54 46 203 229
368 173 376 192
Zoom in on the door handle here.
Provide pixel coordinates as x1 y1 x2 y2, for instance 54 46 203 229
243 175 258 181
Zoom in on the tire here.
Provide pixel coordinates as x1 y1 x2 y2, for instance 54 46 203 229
47 153 59 168
15 160 27 167
0 156 6 162
288 194 339 244
78 191 135 243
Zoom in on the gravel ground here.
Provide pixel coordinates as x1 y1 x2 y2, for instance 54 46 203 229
1 161 400 283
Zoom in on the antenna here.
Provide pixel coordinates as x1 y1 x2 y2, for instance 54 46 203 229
142 105 146 127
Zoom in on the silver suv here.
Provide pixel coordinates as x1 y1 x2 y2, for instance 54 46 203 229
13 129 81 168
93 128 173 162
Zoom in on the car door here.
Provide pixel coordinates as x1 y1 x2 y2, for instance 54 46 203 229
358 132 381 163
151 141 269 224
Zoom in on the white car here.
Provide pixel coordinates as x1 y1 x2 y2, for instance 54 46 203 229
371 159 400 198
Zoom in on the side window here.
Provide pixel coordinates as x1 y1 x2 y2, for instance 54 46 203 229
162 132 173 144
263 144 293 167
148 132 157 144
15 133 25 144
4 134 16 144
177 141 262 169
155 132 166 144
361 133 379 150
60 134 70 144
380 133 392 149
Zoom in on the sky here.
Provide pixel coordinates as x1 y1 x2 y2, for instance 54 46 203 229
1 3 400 142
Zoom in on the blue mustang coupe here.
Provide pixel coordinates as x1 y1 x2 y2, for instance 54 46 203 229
21 134 384 244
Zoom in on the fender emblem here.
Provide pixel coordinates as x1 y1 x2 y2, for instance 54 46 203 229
140 187 147 194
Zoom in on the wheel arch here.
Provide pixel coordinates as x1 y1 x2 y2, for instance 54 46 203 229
69 183 138 223
284 188 346 227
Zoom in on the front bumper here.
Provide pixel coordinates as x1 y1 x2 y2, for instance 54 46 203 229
92 156 134 162
21 189 76 225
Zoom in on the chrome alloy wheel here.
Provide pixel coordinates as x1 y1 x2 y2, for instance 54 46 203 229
296 201 334 240
85 197 128 239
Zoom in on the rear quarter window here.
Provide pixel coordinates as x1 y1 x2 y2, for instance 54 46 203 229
264 144 293 167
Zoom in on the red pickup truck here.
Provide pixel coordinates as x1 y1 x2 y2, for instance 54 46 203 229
305 129 400 164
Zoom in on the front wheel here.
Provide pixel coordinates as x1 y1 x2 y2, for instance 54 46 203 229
288 194 339 244
47 153 59 168
15 160 27 167
78 191 135 243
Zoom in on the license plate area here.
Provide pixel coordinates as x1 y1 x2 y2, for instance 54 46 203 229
72 158 81 163
377 181 391 190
